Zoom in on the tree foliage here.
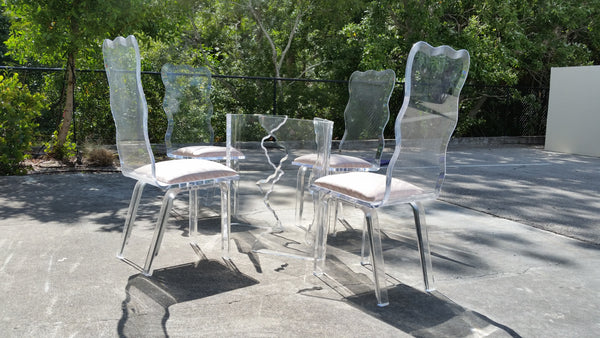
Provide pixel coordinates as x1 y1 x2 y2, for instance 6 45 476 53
3 0 147 158
0 74 47 175
2 0 600 146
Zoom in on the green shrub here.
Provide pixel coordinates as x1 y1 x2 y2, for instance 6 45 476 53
0 74 47 175
43 129 77 160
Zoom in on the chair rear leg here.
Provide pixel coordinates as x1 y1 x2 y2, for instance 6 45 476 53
118 181 146 259
143 188 178 276
231 174 240 217
230 159 241 217
331 201 340 235
189 189 198 237
295 166 308 227
410 201 435 292
220 181 231 259
313 192 330 276
364 208 389 307
360 217 370 265
335 201 354 233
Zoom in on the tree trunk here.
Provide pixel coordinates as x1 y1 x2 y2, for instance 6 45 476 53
56 52 76 149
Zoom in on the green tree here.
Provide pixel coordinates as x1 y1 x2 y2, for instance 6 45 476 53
339 0 600 136
242 0 310 81
4 0 145 159
0 74 47 175
0 6 11 65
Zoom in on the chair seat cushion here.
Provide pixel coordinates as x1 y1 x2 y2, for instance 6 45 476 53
172 145 244 159
314 172 424 202
134 159 238 185
294 153 373 169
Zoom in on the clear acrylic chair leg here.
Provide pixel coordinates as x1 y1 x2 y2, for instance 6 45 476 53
220 181 231 259
410 201 435 292
295 166 308 227
360 217 370 265
143 189 178 276
331 201 340 235
313 193 330 276
364 208 389 307
230 159 240 217
189 189 198 237
231 177 240 217
118 181 146 259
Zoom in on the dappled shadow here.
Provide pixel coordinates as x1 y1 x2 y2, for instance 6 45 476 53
449 228 576 268
118 258 258 337
347 287 521 337
327 228 486 279
442 145 600 245
0 173 133 226
319 255 521 337
231 216 315 264
0 172 232 235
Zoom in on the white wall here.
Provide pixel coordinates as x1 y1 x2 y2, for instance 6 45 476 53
545 66 600 157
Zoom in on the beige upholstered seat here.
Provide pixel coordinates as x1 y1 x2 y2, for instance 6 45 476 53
313 172 426 203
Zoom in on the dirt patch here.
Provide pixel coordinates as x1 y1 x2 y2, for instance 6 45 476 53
22 157 120 174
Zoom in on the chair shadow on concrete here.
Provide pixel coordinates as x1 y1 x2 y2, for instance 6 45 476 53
318 254 521 337
118 258 258 337
230 222 521 337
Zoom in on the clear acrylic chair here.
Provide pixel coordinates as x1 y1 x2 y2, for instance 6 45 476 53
103 35 239 276
161 64 244 236
293 69 395 229
162 63 245 161
311 41 470 306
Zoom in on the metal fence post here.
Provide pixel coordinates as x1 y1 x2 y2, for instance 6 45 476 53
273 78 277 115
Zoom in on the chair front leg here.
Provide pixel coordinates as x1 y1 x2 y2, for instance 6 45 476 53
313 192 330 276
143 188 178 276
410 201 435 292
360 216 370 266
363 207 389 307
231 159 240 217
295 166 308 227
189 189 198 237
118 181 146 259
220 181 231 259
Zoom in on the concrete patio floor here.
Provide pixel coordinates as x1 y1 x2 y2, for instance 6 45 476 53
1 144 599 337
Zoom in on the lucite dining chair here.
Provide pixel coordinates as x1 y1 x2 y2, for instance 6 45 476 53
162 63 245 161
161 64 244 236
103 35 239 276
311 41 470 306
293 69 395 229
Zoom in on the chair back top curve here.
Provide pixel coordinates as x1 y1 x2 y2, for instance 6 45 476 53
161 64 215 157
339 69 396 167
384 41 470 204
102 35 157 184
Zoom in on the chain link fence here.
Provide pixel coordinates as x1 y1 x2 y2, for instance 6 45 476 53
1 66 550 152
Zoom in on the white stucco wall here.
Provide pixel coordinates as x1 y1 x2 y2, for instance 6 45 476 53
545 66 600 157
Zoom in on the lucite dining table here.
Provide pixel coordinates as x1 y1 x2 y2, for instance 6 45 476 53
223 113 333 260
